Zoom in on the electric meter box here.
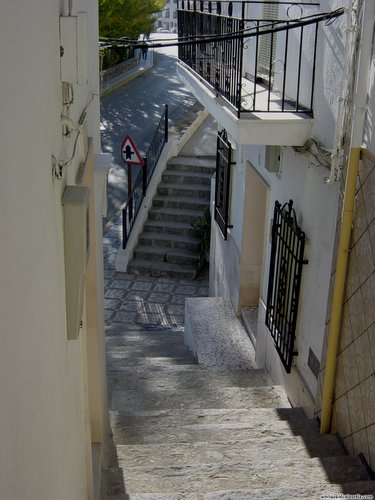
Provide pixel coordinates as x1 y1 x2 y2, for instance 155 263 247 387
60 12 88 84
61 185 90 340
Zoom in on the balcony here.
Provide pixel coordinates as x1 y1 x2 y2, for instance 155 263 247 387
177 1 343 146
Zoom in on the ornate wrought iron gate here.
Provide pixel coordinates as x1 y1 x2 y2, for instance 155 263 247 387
266 200 306 373
214 129 233 240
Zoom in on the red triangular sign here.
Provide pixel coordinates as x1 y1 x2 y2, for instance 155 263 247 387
121 134 145 166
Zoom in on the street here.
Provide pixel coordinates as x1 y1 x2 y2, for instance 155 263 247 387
100 35 196 222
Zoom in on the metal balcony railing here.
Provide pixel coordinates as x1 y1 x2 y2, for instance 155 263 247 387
177 1 343 118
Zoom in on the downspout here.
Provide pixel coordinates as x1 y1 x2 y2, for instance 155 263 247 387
320 0 373 434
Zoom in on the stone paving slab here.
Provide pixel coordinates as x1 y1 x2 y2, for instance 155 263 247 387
110 418 343 448
107 456 368 496
203 482 375 500
107 368 272 391
113 434 345 468
185 297 257 370
111 385 291 413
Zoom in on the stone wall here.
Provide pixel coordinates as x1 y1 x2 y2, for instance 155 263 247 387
101 57 139 85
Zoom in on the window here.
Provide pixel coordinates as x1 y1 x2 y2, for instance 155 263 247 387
214 129 233 240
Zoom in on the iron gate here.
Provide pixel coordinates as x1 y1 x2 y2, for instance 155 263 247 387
266 200 306 373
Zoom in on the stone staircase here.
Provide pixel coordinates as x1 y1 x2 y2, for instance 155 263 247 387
127 155 215 279
104 323 375 499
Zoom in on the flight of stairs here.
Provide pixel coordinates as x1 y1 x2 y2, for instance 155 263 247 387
104 324 375 499
127 155 215 279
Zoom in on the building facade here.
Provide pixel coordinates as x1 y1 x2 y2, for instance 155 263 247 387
0 1 108 497
156 0 178 32
177 0 374 471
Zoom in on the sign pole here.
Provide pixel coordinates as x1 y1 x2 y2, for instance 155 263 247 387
120 133 145 224
127 162 132 220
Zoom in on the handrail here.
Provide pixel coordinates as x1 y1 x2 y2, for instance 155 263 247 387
122 105 168 249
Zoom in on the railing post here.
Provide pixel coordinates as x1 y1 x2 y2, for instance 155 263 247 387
164 104 168 143
142 157 148 196
122 207 127 249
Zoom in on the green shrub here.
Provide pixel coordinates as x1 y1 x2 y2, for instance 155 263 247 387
190 208 211 264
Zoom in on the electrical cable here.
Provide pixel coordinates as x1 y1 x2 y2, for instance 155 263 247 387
99 8 345 50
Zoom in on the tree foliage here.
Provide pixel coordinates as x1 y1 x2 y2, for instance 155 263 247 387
99 0 166 39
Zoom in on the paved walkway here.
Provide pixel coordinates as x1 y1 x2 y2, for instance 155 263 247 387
103 219 209 330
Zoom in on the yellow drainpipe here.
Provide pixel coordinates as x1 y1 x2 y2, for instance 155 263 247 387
320 146 361 434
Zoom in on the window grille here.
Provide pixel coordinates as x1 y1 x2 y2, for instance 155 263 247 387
266 200 306 373
214 129 233 240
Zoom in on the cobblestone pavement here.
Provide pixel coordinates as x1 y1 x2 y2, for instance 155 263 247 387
102 215 209 330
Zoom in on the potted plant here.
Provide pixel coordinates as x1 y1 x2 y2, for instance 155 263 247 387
190 207 211 276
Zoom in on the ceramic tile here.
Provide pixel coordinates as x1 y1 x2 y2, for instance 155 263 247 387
335 354 347 398
354 231 375 286
366 424 375 470
347 288 367 340
339 304 353 352
342 342 360 391
368 323 375 372
345 250 360 301
360 374 375 427
352 189 368 245
352 428 370 462
362 166 375 226
334 394 352 438
347 385 366 433
354 331 374 381
361 271 375 330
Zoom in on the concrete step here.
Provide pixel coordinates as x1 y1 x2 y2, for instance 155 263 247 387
162 171 213 186
202 482 375 500
107 354 196 368
139 231 199 251
112 431 346 468
153 194 209 211
106 343 193 360
105 331 188 347
106 455 369 495
167 155 216 172
127 258 197 279
157 182 211 200
142 219 194 236
114 481 375 500
107 367 272 391
110 416 347 450
105 324 185 335
110 384 291 413
133 245 198 266
148 207 204 225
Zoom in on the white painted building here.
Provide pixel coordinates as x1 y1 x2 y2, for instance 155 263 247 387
156 0 178 32
177 0 374 469
0 1 109 497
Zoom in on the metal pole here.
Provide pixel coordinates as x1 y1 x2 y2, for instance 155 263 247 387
142 157 148 196
165 104 169 143
127 163 133 220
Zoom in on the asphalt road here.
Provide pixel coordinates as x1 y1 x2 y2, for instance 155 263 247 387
100 36 196 223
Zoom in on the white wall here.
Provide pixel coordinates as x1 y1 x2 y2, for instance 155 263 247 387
0 1 104 498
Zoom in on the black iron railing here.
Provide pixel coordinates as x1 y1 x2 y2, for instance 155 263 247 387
122 105 168 248
266 200 307 373
214 129 234 239
177 1 342 117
